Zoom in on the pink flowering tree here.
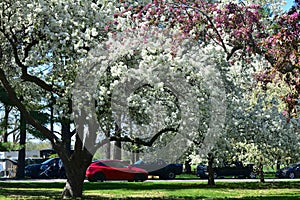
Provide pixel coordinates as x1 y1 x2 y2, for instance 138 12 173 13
112 0 300 185
118 0 299 118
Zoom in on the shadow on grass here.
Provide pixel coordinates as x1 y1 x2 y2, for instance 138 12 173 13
82 197 300 200
1 181 300 199
0 188 62 200
1 181 300 190
83 181 300 191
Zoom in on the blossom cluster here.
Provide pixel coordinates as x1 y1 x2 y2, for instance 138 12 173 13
117 0 300 117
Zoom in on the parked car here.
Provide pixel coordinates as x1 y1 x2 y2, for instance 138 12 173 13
197 161 256 179
132 159 183 179
86 159 148 182
275 163 300 179
25 157 65 178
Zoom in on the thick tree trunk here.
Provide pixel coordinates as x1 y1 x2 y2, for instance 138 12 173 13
207 153 215 186
61 117 72 156
16 110 26 178
60 147 93 198
259 163 265 183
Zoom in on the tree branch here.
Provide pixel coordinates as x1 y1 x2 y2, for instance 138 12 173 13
110 126 179 147
0 68 60 145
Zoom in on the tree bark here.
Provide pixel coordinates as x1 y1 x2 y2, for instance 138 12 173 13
276 156 281 171
58 133 94 199
113 119 121 160
61 117 72 156
135 149 140 162
16 109 26 178
207 152 215 186
259 162 265 183
106 142 111 159
2 105 10 142
61 149 93 199
184 159 192 174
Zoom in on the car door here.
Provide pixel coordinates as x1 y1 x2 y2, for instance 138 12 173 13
105 161 132 180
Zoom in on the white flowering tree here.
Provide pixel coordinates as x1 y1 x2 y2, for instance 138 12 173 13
215 94 300 182
1 0 299 198
0 0 122 197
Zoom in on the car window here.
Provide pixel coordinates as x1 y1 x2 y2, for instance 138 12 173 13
104 161 128 168
134 160 144 165
96 162 106 166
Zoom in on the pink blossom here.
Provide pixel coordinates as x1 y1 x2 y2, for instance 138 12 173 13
290 12 298 21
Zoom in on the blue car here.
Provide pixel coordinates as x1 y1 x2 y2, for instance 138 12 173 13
25 157 65 178
197 162 256 179
275 163 300 179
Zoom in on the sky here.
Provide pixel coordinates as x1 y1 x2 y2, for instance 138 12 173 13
283 0 295 11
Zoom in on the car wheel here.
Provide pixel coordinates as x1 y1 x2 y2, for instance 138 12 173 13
213 172 217 179
166 171 176 179
133 173 147 182
93 172 106 182
88 177 96 182
289 172 295 179
249 172 256 179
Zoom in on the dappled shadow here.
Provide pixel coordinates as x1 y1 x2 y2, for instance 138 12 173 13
0 181 65 188
83 181 300 191
0 188 61 199
82 196 300 200
1 181 300 199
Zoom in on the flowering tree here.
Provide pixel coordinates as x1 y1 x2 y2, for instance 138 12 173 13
121 0 299 117
0 0 121 197
217 95 300 182
0 0 299 198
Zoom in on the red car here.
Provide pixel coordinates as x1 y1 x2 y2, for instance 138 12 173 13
86 160 148 182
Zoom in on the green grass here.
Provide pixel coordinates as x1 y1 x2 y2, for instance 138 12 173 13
1 181 300 199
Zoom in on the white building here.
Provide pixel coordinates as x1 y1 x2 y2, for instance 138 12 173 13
0 150 40 178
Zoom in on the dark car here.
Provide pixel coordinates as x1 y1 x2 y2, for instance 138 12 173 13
275 163 300 179
197 161 256 179
25 157 65 178
132 159 183 179
86 159 148 182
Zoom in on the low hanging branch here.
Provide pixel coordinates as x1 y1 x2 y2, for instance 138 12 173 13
0 68 60 145
110 126 179 147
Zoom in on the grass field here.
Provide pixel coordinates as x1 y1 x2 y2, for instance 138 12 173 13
0 181 300 199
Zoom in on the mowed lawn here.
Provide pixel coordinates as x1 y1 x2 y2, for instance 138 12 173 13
0 181 300 199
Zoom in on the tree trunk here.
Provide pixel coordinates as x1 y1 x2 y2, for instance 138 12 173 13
2 105 10 142
59 143 93 198
50 95 55 134
184 159 192 174
259 163 265 183
113 120 121 160
114 140 121 160
135 149 140 162
276 156 281 171
207 153 215 186
106 142 111 159
61 155 93 198
16 110 26 178
61 117 72 156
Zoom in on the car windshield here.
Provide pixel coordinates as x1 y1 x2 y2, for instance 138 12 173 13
134 160 144 165
41 158 56 165
289 164 299 168
104 161 129 168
